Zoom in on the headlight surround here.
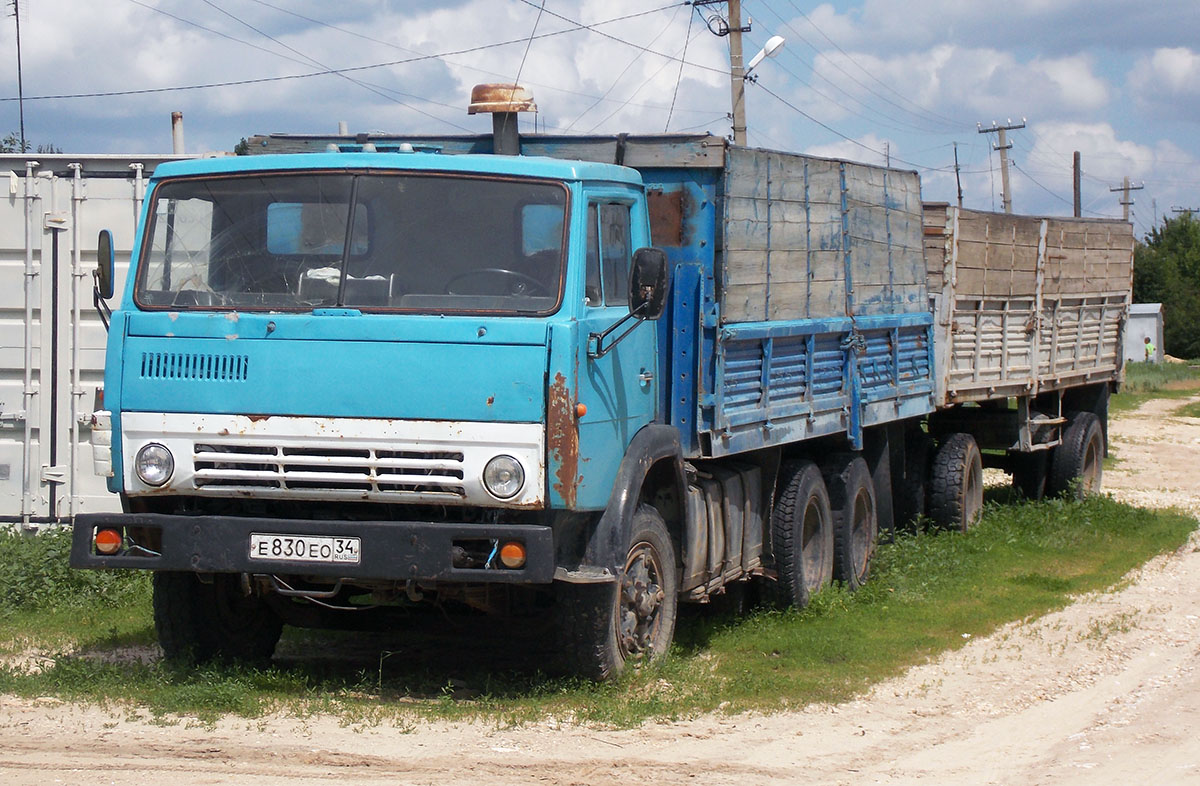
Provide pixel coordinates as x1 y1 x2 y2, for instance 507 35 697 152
135 443 174 486
483 455 524 500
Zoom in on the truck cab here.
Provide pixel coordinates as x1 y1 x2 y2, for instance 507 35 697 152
73 149 675 677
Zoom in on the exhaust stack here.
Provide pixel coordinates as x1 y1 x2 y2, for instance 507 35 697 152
171 111 185 154
468 84 536 156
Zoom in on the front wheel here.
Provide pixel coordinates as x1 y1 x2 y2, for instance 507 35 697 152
556 506 678 681
153 572 283 664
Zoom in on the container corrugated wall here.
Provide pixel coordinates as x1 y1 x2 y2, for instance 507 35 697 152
0 155 189 524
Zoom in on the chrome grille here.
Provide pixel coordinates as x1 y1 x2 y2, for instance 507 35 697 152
193 442 466 497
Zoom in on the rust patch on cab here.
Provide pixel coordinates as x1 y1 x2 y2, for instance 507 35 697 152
547 371 580 507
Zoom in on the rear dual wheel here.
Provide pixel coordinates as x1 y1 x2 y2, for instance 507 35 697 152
770 461 834 608
927 433 983 532
1048 411 1104 498
825 455 878 591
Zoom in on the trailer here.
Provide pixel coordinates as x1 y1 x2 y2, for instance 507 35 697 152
69 89 1131 680
923 205 1132 506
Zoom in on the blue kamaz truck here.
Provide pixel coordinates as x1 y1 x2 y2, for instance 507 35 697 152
71 90 1125 679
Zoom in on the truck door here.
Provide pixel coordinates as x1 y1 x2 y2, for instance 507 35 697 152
571 194 658 510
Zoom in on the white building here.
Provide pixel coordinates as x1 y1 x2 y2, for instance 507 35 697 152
1124 303 1164 363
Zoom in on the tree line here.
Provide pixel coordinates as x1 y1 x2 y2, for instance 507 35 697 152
1134 212 1200 360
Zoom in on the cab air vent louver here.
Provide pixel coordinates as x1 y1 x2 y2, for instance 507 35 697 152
140 352 249 381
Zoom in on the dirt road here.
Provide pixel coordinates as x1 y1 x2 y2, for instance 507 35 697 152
3 395 1200 785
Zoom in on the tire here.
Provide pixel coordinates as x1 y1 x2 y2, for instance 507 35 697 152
824 455 878 591
556 505 678 681
770 461 834 608
1010 450 1049 501
894 431 933 531
927 433 983 532
1047 411 1104 499
153 572 283 664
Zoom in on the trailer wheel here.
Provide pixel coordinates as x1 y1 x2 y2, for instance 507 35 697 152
556 505 678 681
153 572 283 664
1010 450 1049 501
1048 412 1104 499
770 461 833 608
927 433 983 532
824 455 877 591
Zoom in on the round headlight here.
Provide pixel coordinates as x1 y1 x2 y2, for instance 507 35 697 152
483 455 524 500
135 443 174 486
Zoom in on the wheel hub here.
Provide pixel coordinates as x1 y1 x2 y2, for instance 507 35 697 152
618 547 664 655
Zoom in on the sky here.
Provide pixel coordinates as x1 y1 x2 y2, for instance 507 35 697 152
2 0 1197 236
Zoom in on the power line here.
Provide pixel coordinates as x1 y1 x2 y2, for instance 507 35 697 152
0 5 699 104
585 19 707 134
746 0 964 134
239 0 713 119
665 4 699 131
513 0 726 77
565 2 687 132
192 0 473 131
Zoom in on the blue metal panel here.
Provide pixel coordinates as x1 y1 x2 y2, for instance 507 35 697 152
668 263 703 456
703 312 935 458
119 335 547 423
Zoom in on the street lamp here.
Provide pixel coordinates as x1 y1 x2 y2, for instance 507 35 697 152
732 35 786 146
745 35 786 77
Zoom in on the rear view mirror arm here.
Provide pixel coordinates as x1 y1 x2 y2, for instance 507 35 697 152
587 300 650 359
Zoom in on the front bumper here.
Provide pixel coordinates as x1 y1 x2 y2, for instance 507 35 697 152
71 513 556 584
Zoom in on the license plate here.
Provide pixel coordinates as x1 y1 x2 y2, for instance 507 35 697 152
248 533 361 564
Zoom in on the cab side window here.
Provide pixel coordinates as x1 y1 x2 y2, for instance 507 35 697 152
585 204 602 306
600 204 631 306
585 201 632 308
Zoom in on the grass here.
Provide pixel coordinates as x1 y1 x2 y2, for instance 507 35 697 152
0 496 1194 726
1176 399 1200 419
1110 361 1200 416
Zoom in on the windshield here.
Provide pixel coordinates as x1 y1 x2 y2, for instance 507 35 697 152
135 171 568 314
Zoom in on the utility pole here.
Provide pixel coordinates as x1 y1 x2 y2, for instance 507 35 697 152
1072 151 1081 218
884 142 890 168
977 119 1025 214
696 0 750 145
12 0 26 152
1171 206 1199 216
1110 177 1143 222
695 0 781 147
727 0 747 146
953 142 963 208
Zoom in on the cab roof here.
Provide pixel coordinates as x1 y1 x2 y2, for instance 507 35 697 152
149 151 644 186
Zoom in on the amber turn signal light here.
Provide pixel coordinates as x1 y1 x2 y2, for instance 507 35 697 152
499 541 526 569
94 528 123 555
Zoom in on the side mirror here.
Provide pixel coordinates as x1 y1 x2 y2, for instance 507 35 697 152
96 230 115 300
628 247 669 321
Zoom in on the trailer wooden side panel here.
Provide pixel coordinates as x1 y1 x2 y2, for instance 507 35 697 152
924 205 1133 405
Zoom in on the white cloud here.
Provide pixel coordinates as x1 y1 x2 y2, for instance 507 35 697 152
1129 47 1200 118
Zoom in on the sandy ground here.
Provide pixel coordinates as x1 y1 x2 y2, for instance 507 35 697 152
3 394 1200 785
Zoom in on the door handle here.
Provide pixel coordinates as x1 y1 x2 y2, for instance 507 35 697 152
638 369 654 387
